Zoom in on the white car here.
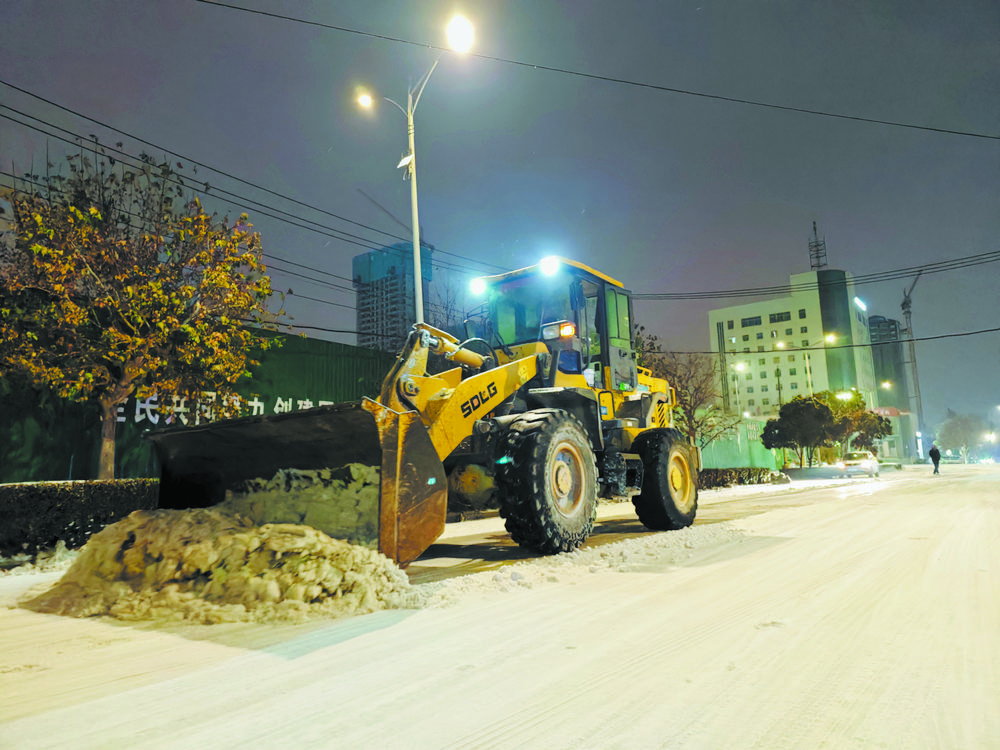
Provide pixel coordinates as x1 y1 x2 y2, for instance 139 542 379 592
837 451 880 478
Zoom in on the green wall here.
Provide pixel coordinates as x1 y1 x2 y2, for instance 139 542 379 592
0 335 396 483
700 420 781 471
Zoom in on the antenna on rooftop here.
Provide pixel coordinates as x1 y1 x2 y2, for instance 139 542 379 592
809 221 828 270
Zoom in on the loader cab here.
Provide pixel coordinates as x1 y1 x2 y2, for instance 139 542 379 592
468 257 638 392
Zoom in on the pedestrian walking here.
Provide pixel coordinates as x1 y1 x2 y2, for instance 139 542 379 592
929 443 941 474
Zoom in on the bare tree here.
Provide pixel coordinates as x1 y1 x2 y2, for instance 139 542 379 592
425 272 465 337
635 326 741 449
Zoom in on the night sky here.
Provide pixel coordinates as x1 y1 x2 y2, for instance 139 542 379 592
1 0 997 430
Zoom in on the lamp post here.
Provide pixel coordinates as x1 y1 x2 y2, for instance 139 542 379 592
731 361 747 416
357 16 473 325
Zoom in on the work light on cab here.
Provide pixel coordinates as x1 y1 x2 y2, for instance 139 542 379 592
541 321 576 340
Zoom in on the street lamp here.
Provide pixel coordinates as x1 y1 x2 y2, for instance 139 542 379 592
357 15 473 325
728 361 747 416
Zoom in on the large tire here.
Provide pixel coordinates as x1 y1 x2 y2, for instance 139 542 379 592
631 430 698 530
495 409 598 554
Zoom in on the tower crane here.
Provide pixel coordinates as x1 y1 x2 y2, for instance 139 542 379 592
901 272 925 435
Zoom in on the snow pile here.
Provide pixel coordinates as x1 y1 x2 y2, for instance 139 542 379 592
0 541 79 576
415 521 746 607
220 463 381 549
19 507 416 625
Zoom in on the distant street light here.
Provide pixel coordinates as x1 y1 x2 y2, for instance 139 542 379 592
357 15 473 325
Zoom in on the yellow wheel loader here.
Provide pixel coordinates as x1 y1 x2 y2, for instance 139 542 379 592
147 257 699 565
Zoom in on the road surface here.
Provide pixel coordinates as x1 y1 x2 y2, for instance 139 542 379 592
2 465 997 749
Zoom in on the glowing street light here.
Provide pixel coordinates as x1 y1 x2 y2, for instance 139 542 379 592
446 15 474 52
356 15 473 324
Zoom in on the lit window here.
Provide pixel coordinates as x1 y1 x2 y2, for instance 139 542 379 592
762 398 770 405
758 358 766 365
801 340 809 347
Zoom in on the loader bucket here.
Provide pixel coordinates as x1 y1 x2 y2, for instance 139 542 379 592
144 398 447 566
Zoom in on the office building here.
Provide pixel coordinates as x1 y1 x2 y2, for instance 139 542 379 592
708 269 878 418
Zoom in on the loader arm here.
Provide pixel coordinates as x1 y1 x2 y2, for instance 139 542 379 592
379 323 543 460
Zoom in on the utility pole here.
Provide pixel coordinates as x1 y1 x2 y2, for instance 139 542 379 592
901 272 925 434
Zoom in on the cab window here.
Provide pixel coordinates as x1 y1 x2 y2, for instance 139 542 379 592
605 289 632 349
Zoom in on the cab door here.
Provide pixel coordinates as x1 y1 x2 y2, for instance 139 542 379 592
603 286 638 392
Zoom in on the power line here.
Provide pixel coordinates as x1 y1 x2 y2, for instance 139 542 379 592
0 80 512 276
634 251 1000 301
285 291 354 311
6 163 997 311
0 108 500 280
195 0 1000 141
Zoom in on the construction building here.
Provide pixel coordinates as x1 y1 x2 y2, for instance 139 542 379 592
868 315 920 460
352 242 433 353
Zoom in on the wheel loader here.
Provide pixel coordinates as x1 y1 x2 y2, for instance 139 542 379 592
146 257 699 566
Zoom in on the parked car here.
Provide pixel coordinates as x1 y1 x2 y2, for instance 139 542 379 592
837 450 880 478
878 458 903 470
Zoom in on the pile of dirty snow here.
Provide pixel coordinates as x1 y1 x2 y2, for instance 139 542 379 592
20 507 416 625
0 541 78 576
221 463 381 549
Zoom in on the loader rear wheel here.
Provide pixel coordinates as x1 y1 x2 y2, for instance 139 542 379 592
496 409 598 554
632 430 698 530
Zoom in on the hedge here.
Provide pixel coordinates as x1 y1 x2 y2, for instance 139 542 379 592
699 467 775 490
0 479 158 557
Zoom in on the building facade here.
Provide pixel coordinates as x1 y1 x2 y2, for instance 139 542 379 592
352 242 433 353
708 269 878 419
868 314 919 460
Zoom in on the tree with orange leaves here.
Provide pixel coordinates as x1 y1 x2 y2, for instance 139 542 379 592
0 149 281 479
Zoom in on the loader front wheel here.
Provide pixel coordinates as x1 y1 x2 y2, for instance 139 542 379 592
496 409 598 554
632 430 698 530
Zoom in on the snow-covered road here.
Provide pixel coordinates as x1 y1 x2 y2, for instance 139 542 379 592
2 465 998 749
